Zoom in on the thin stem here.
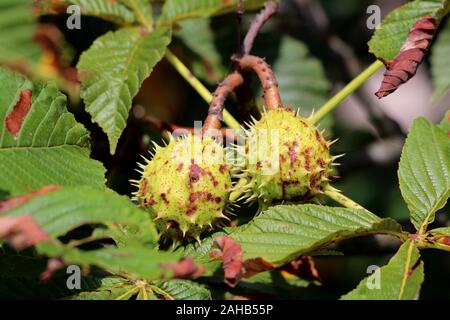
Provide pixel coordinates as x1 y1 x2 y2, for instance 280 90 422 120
203 72 245 132
311 60 384 124
164 49 241 130
324 186 371 213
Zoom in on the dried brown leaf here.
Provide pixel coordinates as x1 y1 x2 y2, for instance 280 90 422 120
210 236 274 287
375 15 437 98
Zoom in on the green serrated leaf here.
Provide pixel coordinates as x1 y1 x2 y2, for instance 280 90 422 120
4 186 158 245
153 279 211 300
368 0 450 61
0 69 106 196
341 240 424 300
77 27 171 153
61 0 136 25
398 118 450 233
231 204 402 265
158 0 266 25
431 19 450 101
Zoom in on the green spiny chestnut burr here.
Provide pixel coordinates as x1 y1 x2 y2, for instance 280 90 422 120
231 55 338 203
132 72 245 242
235 108 336 203
132 134 232 241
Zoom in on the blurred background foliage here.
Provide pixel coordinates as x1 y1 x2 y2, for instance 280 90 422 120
0 0 448 299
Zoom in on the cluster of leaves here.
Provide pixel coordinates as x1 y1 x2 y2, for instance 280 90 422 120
0 0 449 300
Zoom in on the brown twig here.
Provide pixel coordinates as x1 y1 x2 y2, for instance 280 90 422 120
242 1 279 55
203 72 245 133
233 55 282 109
232 1 280 123
202 1 282 134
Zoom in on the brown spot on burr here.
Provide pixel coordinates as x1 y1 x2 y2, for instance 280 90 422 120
160 193 169 205
189 192 206 203
219 164 228 174
189 162 205 186
309 174 319 190
302 147 312 171
287 142 298 165
186 191 221 216
147 197 156 206
186 205 197 216
206 171 219 187
315 129 328 150
317 158 326 169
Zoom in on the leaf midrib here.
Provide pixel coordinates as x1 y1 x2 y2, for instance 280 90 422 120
398 240 416 300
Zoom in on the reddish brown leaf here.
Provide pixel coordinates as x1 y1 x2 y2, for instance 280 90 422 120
5 89 33 137
210 236 274 287
0 186 61 213
375 15 437 99
210 236 245 286
161 257 204 279
0 215 50 250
